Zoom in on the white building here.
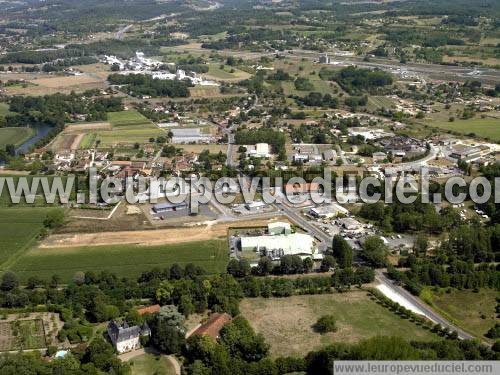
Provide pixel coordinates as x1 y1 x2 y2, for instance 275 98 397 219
240 232 318 260
309 203 349 219
107 321 150 354
247 143 271 158
240 222 318 260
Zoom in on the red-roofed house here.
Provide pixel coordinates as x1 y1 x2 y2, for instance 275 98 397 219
191 313 232 340
137 304 161 316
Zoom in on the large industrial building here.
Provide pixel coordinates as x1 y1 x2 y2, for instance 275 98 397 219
240 222 320 261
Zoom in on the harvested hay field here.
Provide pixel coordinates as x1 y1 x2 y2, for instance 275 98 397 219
64 122 112 133
5 74 105 95
49 133 83 152
40 217 287 248
29 75 101 88
240 293 439 357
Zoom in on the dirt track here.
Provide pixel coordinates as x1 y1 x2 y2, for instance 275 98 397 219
40 217 287 248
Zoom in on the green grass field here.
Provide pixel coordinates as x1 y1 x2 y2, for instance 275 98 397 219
422 288 499 342
240 292 439 357
424 117 500 140
129 353 176 375
0 127 35 149
0 207 48 269
207 64 250 81
9 240 228 282
0 175 77 207
92 110 164 147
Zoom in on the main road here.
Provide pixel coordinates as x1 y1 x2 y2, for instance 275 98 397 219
375 270 476 341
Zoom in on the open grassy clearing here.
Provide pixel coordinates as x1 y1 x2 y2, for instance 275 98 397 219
0 102 12 116
129 353 176 375
0 127 35 149
206 64 251 81
9 240 228 282
422 288 499 342
422 117 500 140
240 292 439 358
0 208 48 268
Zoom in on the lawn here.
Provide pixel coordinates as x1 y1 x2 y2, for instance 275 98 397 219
240 292 439 358
0 207 48 269
424 117 500 140
0 127 35 149
9 240 228 282
422 288 499 342
129 353 176 375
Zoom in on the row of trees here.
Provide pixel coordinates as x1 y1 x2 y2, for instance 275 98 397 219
389 259 500 294
108 73 192 98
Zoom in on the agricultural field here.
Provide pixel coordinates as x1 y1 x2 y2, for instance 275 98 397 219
423 117 500 140
206 64 251 81
9 239 229 282
46 111 164 151
0 175 76 207
367 96 396 111
177 144 227 154
240 292 439 358
129 353 176 375
0 207 48 268
0 127 35 149
92 110 164 147
0 319 46 351
4 74 105 96
422 288 499 342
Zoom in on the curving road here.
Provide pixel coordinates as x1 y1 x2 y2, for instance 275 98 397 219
375 270 476 341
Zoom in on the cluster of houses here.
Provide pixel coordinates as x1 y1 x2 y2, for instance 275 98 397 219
107 304 232 354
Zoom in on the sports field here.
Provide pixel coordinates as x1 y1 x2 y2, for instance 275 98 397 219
9 239 228 282
240 292 439 357
0 208 48 268
0 127 35 149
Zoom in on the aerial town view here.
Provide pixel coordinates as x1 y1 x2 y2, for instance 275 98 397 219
0 0 499 374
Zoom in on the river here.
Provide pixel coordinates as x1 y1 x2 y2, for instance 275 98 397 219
15 124 53 155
